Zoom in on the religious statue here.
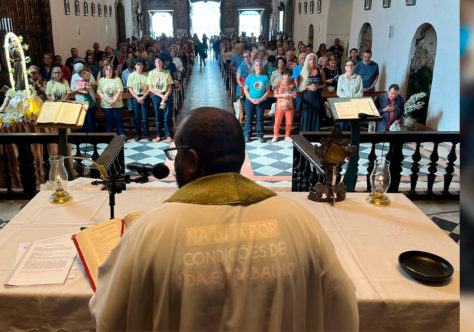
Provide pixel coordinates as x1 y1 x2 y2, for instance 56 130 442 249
9 42 25 91
1 32 43 127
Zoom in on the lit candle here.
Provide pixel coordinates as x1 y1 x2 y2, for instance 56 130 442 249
56 175 62 190
375 175 384 192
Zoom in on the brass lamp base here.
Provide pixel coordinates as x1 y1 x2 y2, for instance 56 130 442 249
49 189 72 204
366 192 391 207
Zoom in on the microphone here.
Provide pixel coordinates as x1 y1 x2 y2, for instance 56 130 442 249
126 162 170 179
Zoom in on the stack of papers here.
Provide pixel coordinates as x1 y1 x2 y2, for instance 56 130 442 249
5 234 78 286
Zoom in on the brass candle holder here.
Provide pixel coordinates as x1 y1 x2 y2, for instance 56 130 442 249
367 159 391 206
48 155 72 204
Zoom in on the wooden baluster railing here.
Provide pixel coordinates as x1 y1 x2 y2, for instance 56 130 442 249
302 160 312 191
1 144 12 192
410 142 421 192
92 143 100 161
388 141 404 193
367 142 377 192
444 142 457 193
296 153 306 192
291 132 459 200
74 143 85 177
309 165 319 190
17 143 37 198
427 142 439 195
292 148 300 191
42 142 51 180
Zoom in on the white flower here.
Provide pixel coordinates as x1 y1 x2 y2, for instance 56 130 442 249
405 92 427 116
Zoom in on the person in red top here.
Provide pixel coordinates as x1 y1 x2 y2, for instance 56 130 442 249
374 83 405 131
55 55 72 84
272 67 297 142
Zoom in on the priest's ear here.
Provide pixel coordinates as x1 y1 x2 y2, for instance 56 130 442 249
185 148 200 175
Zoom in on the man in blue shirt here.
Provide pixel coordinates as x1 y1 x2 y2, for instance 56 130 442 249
230 43 244 73
292 53 306 110
354 50 379 91
329 38 344 71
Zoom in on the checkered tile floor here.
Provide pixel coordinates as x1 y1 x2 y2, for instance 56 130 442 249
431 216 460 243
72 138 460 191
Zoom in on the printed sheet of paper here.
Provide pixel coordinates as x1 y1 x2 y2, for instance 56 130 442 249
15 242 82 280
334 101 357 118
350 98 378 116
5 234 77 286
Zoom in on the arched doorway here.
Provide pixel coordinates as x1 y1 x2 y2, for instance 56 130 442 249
116 1 126 42
190 1 221 38
406 23 437 124
308 24 314 46
358 23 372 53
238 10 262 37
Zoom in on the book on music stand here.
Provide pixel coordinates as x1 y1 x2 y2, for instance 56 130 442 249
327 97 382 121
36 101 88 129
326 97 382 192
35 101 89 178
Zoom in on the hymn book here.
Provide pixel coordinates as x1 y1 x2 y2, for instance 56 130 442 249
72 211 143 291
330 98 380 120
36 101 88 128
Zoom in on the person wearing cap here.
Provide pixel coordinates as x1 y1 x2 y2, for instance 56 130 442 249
70 62 97 132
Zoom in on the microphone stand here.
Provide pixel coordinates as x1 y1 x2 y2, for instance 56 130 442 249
91 173 150 219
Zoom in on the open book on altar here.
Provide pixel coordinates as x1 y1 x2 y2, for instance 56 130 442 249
72 211 143 291
329 97 381 120
36 101 88 128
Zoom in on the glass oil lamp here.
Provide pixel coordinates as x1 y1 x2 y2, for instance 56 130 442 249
367 159 391 206
48 155 72 204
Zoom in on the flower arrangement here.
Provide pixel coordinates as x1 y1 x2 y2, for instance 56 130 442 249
404 92 427 120
78 79 89 92
0 32 43 128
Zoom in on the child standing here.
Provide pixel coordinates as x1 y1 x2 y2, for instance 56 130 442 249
272 67 297 142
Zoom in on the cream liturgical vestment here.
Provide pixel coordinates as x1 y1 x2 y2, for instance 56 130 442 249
89 173 358 331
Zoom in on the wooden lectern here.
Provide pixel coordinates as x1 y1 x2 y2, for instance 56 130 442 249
327 97 382 191
36 101 88 178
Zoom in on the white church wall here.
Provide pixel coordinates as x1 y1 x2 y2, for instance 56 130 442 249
292 0 352 56
349 0 459 131
123 0 134 38
49 1 118 60
292 0 329 48
326 0 353 62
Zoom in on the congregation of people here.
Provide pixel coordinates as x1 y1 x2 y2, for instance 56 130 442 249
25 32 405 144
27 34 199 142
215 33 406 138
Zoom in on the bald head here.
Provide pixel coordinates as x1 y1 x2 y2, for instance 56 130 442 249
174 108 245 185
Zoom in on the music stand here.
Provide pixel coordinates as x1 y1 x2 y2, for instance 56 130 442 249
327 97 382 191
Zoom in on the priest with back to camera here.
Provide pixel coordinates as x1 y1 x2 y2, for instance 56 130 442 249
89 107 358 331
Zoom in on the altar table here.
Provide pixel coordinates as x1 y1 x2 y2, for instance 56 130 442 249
0 190 459 331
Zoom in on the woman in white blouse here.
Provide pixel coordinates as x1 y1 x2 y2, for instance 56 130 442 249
337 59 363 130
170 48 184 76
337 59 363 97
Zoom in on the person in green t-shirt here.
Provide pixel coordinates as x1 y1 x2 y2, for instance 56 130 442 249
128 57 151 141
97 64 125 135
45 66 71 102
147 55 174 142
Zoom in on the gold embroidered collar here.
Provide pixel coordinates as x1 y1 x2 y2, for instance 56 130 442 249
165 173 276 205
